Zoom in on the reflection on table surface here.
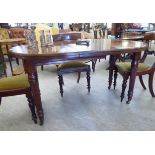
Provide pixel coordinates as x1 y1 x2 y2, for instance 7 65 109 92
10 39 147 56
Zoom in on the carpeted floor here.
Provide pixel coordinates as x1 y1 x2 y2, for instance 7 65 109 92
0 55 155 131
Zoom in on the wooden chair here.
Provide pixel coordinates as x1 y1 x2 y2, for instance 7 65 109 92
9 28 26 39
0 28 21 66
53 33 91 97
0 27 26 76
57 61 91 97
112 33 155 102
0 42 25 76
71 23 82 31
0 74 37 123
113 54 155 102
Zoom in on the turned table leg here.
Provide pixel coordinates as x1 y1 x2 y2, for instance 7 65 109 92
23 60 44 125
108 55 116 89
126 53 140 104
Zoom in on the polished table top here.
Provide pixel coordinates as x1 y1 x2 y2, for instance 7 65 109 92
9 39 147 60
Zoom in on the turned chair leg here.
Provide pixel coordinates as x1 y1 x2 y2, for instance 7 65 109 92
26 92 37 124
91 60 96 72
86 72 91 93
139 75 146 90
148 72 155 97
94 30 97 39
62 77 64 85
120 75 128 102
16 58 19 65
58 75 64 97
77 72 81 83
41 65 44 71
0 97 2 105
113 67 118 89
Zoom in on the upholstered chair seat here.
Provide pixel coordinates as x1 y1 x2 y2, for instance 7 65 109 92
57 61 90 71
113 60 155 102
53 33 92 97
0 74 29 91
116 62 150 73
111 33 155 103
12 66 25 76
0 74 37 124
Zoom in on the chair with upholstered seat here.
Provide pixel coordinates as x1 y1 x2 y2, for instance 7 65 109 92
57 61 91 97
113 58 155 102
53 32 97 72
112 33 155 102
0 28 21 65
0 28 26 75
52 32 92 96
12 66 25 76
0 41 25 76
0 74 37 123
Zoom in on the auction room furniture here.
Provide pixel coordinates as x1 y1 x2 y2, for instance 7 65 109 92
0 28 23 66
9 39 147 125
53 32 96 72
0 74 37 124
0 38 26 76
113 33 155 101
9 28 26 39
113 57 155 102
53 32 91 97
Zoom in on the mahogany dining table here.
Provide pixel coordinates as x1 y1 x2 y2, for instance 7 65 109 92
9 39 147 125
